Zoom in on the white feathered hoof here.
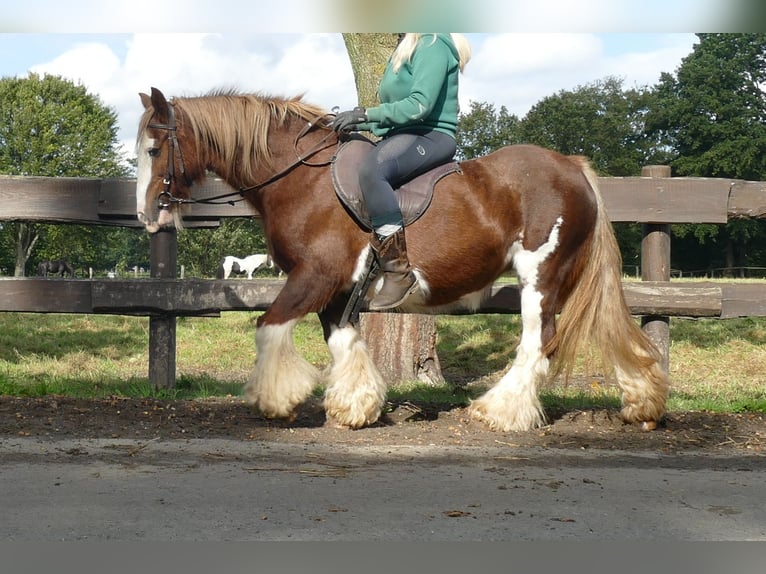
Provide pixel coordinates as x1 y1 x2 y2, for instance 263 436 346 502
467 394 546 432
323 388 384 429
244 384 300 423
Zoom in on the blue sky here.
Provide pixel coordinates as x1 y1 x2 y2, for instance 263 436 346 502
0 32 700 162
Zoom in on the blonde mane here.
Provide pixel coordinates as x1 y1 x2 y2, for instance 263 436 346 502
139 89 329 183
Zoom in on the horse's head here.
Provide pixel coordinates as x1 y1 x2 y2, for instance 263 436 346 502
136 87 197 233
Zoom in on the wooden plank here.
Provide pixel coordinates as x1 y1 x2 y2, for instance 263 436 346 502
97 180 222 228
98 178 259 222
598 177 731 223
622 282 722 317
482 283 722 317
4 278 766 319
0 175 102 223
480 284 521 313
0 278 93 313
91 279 285 315
727 180 766 219
0 175 257 226
5 174 764 226
719 283 766 318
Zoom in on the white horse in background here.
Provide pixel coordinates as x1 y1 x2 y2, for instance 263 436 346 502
218 254 275 279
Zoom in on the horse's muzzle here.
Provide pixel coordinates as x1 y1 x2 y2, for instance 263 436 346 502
138 209 175 234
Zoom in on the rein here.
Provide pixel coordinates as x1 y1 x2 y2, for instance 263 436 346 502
149 103 338 209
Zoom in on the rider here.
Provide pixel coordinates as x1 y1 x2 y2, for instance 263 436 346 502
332 33 471 311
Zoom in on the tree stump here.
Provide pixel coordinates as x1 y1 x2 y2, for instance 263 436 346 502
360 313 445 386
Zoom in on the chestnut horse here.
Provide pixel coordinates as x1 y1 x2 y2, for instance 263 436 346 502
136 87 668 432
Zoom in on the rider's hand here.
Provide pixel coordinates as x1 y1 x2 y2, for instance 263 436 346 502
331 107 367 132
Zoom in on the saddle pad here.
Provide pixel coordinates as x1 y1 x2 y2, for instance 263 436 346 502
331 135 460 231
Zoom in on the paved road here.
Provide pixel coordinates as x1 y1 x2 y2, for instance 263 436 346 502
1 437 764 541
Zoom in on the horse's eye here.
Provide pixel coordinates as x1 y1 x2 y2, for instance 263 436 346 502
148 147 160 157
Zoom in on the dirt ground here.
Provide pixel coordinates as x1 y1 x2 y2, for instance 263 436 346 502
1 393 763 455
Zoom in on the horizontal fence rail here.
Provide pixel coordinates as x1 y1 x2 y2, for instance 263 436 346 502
1 278 765 319
2 173 765 226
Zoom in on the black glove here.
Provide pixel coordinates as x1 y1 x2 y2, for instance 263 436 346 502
332 106 367 132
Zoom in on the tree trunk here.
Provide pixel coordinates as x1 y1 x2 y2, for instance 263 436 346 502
360 313 445 386
342 34 445 387
342 34 399 108
14 222 39 277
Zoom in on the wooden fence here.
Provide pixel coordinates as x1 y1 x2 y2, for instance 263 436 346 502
2 167 766 387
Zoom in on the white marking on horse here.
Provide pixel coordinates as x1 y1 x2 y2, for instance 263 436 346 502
245 320 320 418
135 135 155 226
468 217 564 431
323 323 387 428
512 216 563 282
351 246 372 283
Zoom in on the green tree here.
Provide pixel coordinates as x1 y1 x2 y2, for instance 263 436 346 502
647 33 766 274
456 101 522 160
0 73 131 276
520 76 668 176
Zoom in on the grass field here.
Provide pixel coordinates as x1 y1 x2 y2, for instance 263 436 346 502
0 309 764 414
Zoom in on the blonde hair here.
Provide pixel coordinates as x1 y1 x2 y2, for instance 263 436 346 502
391 33 471 73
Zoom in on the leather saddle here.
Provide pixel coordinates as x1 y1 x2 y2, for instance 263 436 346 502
330 134 461 231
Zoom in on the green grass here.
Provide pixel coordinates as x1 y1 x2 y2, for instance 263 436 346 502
0 311 764 414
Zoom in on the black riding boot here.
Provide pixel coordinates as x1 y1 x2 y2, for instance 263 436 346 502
369 229 418 311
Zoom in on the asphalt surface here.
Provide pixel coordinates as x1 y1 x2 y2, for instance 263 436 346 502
1 437 764 541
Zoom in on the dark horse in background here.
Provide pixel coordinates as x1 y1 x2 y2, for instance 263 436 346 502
135 87 668 432
38 259 75 278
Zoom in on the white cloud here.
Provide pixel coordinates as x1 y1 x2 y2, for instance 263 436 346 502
460 33 696 117
273 34 356 108
460 34 604 115
29 33 356 162
472 34 603 77
31 42 122 87
600 37 695 89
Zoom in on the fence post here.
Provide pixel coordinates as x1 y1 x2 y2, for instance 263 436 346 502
640 165 671 373
149 228 178 389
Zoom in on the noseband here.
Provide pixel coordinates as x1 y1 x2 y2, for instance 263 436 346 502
147 102 338 210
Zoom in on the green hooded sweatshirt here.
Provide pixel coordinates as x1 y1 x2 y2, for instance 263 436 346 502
357 33 461 139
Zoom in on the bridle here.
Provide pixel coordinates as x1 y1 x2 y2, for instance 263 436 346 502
147 100 338 210
147 101 192 210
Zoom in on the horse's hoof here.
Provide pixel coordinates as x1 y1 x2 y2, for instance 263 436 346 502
324 411 378 430
256 406 298 424
640 420 658 431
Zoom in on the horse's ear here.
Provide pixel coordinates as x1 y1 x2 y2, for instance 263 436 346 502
139 92 152 110
149 87 170 122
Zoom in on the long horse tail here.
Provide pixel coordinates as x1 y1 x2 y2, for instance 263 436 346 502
547 158 668 425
